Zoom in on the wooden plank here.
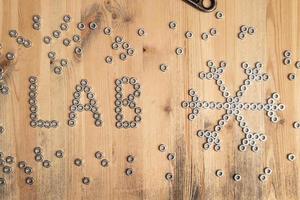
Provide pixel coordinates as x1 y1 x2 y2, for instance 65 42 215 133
0 0 299 199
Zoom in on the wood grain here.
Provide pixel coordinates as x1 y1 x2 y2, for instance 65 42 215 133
0 0 299 199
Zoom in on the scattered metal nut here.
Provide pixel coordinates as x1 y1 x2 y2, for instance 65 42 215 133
167 153 176 161
82 177 90 185
43 36 52 44
9 30 18 38
60 23 69 31
55 150 64 158
283 57 292 65
63 15 71 23
42 160 51 168
258 174 267 182
165 172 173 181
63 38 71 46
209 28 217 36
95 151 103 159
185 31 193 39
283 50 292 58
77 22 86 31
100 159 109 167
125 168 134 176
32 23 41 30
287 153 296 161
288 73 296 81
74 46 83 55
233 173 241 181
137 28 146 36
72 34 81 43
6 52 15 61
201 32 209 40
89 22 98 30
126 155 135 163
25 177 34 185
264 167 272 175
169 21 177 29
105 56 113 64
215 11 224 19
18 161 26 169
159 64 168 72
103 27 112 35
74 158 82 166
52 30 61 38
158 144 167 152
175 47 184 55
216 169 224 177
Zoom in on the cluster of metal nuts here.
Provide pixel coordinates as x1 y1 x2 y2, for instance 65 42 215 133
258 167 272 182
42 14 72 45
32 15 41 30
282 50 292 66
68 79 103 127
0 152 35 186
1 154 14 175
77 21 98 31
28 76 59 128
8 30 32 48
0 153 14 186
110 36 135 62
125 155 135 176
201 28 217 40
0 65 9 95
182 61 285 152
94 151 110 168
0 149 66 186
41 14 82 75
33 147 51 168
158 144 175 181
53 59 69 75
18 161 35 185
115 77 142 129
238 25 255 40
282 50 300 80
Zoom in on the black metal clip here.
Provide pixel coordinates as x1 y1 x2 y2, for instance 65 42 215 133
184 0 217 13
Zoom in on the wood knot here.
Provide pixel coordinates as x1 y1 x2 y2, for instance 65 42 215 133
204 121 211 129
164 105 172 114
112 13 118 19
123 15 132 23
279 119 285 125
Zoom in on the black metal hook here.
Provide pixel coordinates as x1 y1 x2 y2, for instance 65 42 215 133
184 0 217 13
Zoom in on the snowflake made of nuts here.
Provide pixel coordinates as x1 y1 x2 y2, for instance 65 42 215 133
181 60 286 152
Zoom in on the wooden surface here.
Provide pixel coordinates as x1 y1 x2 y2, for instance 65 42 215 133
0 0 300 199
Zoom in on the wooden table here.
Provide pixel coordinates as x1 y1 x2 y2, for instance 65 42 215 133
0 0 299 199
